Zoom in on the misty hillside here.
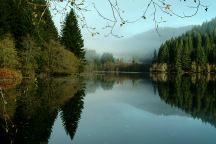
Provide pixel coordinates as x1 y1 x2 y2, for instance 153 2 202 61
114 26 194 63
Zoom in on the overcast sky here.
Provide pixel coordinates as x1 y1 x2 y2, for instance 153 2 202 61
51 0 216 54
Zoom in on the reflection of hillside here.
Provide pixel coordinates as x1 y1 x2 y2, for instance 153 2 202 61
0 78 84 144
150 73 216 82
85 73 150 93
153 75 216 127
86 74 188 117
111 79 188 117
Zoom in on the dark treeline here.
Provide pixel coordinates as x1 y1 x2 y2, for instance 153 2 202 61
0 78 85 143
152 74 216 127
152 18 216 73
0 0 85 78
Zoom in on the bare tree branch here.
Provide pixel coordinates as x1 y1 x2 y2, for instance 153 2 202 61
26 0 208 37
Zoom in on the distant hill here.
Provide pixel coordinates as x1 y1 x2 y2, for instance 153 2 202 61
115 26 193 63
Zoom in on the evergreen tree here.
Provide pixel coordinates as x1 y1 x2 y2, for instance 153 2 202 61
182 38 191 70
32 0 58 43
0 0 11 36
61 9 85 59
152 49 157 63
174 40 182 72
9 0 34 48
196 33 207 66
153 18 216 73
204 34 213 63
158 43 169 63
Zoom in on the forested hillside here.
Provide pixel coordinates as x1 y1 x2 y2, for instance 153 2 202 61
0 0 85 78
152 18 216 73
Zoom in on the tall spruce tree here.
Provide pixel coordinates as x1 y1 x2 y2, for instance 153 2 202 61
158 43 169 63
0 0 11 36
204 34 212 63
9 0 34 49
181 37 191 70
61 9 85 59
32 0 58 43
174 39 183 72
196 33 207 65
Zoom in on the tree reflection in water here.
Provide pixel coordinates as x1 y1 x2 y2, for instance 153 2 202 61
151 73 216 127
0 78 85 144
0 73 216 143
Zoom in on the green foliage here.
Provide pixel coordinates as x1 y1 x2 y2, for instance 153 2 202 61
181 38 191 70
20 35 39 77
158 43 169 63
155 18 216 73
0 34 20 69
31 0 58 44
0 0 84 77
8 0 34 48
61 9 85 59
0 0 10 36
0 78 84 143
0 0 58 48
41 40 80 75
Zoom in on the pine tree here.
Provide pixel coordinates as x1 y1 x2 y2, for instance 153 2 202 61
182 37 191 70
32 0 58 43
61 9 85 59
154 18 216 73
204 34 212 63
9 0 34 48
6 0 58 48
158 43 169 63
0 0 11 36
196 33 207 66
152 49 157 63
174 39 183 72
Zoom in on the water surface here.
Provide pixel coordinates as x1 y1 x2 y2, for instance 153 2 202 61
0 74 216 144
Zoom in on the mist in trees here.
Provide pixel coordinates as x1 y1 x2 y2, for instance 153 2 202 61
85 50 150 72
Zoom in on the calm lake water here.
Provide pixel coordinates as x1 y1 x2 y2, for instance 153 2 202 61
0 74 216 144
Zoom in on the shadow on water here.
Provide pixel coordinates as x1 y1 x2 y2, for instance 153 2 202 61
0 77 85 144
